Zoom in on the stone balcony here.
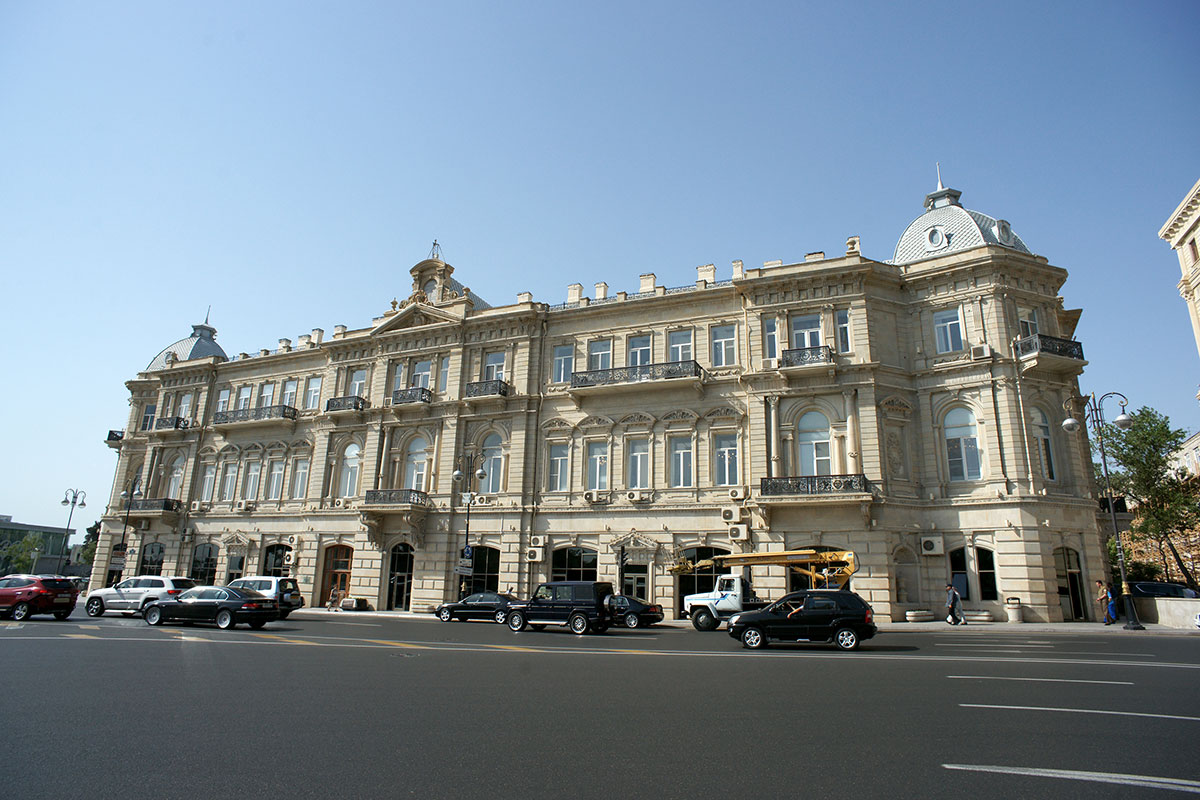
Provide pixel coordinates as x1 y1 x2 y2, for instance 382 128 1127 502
464 380 510 401
213 404 299 429
569 360 705 399
1016 334 1086 376
325 396 370 414
123 497 184 522
779 345 835 374
758 474 871 504
363 489 430 507
152 416 192 434
106 430 125 449
389 387 433 408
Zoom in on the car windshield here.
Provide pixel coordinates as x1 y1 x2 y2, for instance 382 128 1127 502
172 579 197 589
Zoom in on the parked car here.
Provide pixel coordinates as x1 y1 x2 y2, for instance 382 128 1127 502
727 589 876 650
607 595 663 628
0 574 79 620
143 586 280 630
226 576 305 618
506 581 614 634
68 576 89 595
85 575 196 617
435 591 519 624
1129 582 1196 598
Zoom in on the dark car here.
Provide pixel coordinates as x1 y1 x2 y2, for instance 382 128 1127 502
506 581 614 634
0 574 78 621
435 591 519 624
727 589 876 650
143 586 280 630
1129 582 1196 598
607 595 663 628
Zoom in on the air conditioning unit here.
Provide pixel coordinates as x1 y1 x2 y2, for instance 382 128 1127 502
728 487 748 501
920 535 945 556
970 344 993 361
382 397 393 407
626 490 649 502
729 524 750 541
244 500 256 511
283 551 296 565
136 519 150 530
529 535 545 548
584 490 608 504
525 547 545 563
189 500 202 512
234 500 246 512
333 498 345 508
720 505 746 523
287 534 298 545
762 357 777 370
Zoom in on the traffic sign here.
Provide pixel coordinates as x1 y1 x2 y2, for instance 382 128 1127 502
454 565 473 577
463 545 473 559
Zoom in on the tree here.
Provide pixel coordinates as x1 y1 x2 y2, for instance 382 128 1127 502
1102 406 1199 591
2 533 45 574
77 521 101 568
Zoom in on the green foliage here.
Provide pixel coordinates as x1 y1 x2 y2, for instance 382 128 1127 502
2 533 45 573
1105 536 1161 582
84 521 101 545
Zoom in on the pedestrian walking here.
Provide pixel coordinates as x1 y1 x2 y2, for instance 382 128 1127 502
944 584 965 625
1106 581 1119 624
327 586 342 612
1096 580 1116 624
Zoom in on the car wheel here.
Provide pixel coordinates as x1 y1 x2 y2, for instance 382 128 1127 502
438 607 453 622
594 623 609 634
11 602 32 622
741 627 767 649
85 597 105 617
279 611 291 620
145 607 163 626
507 611 527 632
53 611 71 621
249 620 266 630
692 608 717 632
216 609 236 630
834 627 859 651
494 609 508 624
569 613 590 635
624 613 640 629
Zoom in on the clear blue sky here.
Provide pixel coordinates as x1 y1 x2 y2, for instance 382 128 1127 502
2 1 1197 543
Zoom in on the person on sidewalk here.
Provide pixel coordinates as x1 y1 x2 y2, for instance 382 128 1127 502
1096 580 1115 624
945 584 965 625
327 586 342 612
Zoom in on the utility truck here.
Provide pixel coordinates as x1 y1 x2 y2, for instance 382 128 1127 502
676 548 858 631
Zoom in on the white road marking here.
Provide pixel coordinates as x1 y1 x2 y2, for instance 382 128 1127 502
943 764 1200 794
947 675 1134 685
962 704 1200 722
317 621 382 627
936 642 1056 648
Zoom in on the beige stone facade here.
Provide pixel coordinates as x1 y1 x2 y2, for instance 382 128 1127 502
1159 177 1200 391
93 182 1110 622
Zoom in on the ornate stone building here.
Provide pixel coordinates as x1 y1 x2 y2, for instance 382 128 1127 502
1160 177 1200 391
93 181 1107 622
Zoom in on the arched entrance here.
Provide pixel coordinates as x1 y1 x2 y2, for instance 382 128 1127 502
321 545 354 607
1053 547 1086 621
676 546 729 616
388 543 414 611
460 545 500 598
139 542 165 576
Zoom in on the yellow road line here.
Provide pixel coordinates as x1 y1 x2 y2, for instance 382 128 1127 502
364 638 430 649
79 624 100 630
487 644 542 652
252 633 321 646
65 634 99 639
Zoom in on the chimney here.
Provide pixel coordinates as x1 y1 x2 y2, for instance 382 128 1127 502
278 338 292 352
696 264 715 286
733 260 745 279
639 274 656 294
311 328 324 345
595 282 608 300
298 334 312 348
517 291 533 304
805 252 825 262
333 325 347 338
567 283 583 304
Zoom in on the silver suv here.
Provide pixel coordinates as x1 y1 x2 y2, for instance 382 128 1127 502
226 576 304 618
85 576 197 617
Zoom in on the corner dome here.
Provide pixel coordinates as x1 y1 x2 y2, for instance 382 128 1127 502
891 177 1032 266
146 322 227 371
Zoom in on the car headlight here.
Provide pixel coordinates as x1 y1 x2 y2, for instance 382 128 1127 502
729 614 741 627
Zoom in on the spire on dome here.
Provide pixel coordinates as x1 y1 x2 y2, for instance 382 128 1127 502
924 164 961 210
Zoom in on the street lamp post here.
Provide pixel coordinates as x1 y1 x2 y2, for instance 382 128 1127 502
59 488 86 574
452 453 487 600
1062 391 1144 630
115 478 143 583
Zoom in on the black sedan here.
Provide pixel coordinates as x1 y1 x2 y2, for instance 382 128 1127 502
143 586 280 630
607 595 663 628
435 592 519 624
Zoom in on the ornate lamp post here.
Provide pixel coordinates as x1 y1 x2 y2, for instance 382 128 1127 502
59 488 86 573
115 478 143 582
1062 391 1143 630
452 453 487 599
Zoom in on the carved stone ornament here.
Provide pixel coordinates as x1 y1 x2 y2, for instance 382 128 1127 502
661 409 698 422
579 415 614 429
619 413 654 427
886 431 905 478
879 396 914 419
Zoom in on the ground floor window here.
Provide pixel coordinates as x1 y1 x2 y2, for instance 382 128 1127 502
552 546 597 582
622 563 648 599
676 546 728 616
389 543 414 611
190 543 218 585
460 545 500 598
263 544 291 577
226 554 245 584
139 542 164 576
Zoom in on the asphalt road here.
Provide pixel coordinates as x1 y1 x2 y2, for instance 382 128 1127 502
2 609 1198 799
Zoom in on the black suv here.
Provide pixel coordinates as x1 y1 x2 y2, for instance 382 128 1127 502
506 581 613 635
727 589 876 650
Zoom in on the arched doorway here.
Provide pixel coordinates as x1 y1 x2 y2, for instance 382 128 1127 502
388 543 414 611
190 543 218 584
139 542 165 576
460 545 500 598
676 546 729 616
551 546 597 582
893 546 920 604
321 545 354 607
1054 547 1086 621
262 544 291 577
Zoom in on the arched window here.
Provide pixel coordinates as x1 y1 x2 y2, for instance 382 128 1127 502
338 443 361 497
139 542 165 576
460 545 500 597
403 437 428 491
190 543 218 584
976 546 998 601
948 546 969 600
263 544 291 577
1053 547 1086 621
388 544 414 611
481 434 503 494
165 456 185 499
796 411 831 476
551 546 597 582
1033 408 1056 481
944 408 981 481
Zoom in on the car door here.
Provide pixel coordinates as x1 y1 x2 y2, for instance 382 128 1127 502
0 578 17 611
766 595 808 641
525 584 556 623
610 595 629 623
197 588 226 622
795 596 839 641
108 578 140 610
459 593 484 620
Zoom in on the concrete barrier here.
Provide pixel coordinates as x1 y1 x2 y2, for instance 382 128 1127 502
1132 597 1200 629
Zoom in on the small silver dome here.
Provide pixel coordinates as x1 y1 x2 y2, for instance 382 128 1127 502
892 180 1032 266
147 323 227 371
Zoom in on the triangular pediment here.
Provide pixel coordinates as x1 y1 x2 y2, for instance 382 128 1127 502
371 301 462 336
609 531 659 552
221 530 254 547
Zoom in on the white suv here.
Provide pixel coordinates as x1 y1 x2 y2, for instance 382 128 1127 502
226 576 304 618
85 576 197 617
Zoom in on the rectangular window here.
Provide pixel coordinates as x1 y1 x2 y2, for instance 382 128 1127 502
216 389 230 413
711 325 736 367
219 463 237 502
290 458 310 499
258 383 275 408
1018 308 1039 339
200 465 216 502
836 309 851 353
236 386 252 410
391 363 406 395
790 314 821 349
281 380 298 408
484 351 506 382
548 444 568 491
626 438 649 489
552 345 574 383
668 330 693 362
714 433 739 486
669 436 693 488
140 404 156 431
411 360 432 388
934 309 964 354
438 357 450 392
946 437 981 481
627 336 651 367
763 318 777 361
178 393 194 420
304 377 322 409
587 441 608 491
349 368 367 397
243 461 261 500
266 461 284 500
588 340 612 371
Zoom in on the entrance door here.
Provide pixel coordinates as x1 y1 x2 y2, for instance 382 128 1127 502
321 545 354 607
1054 547 1086 621
388 544 414 611
622 564 648 599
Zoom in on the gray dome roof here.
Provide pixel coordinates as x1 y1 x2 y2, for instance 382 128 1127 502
147 323 227 371
892 181 1032 266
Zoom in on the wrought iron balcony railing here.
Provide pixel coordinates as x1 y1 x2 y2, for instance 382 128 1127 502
363 489 430 506
391 387 433 406
760 474 870 496
1015 333 1084 361
464 380 510 398
213 405 298 425
154 416 191 431
570 360 704 389
325 396 369 412
127 498 184 513
106 430 125 443
780 346 835 368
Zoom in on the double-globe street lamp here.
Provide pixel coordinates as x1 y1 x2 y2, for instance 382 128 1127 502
59 488 86 573
452 453 487 599
1062 391 1144 630
114 478 143 583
